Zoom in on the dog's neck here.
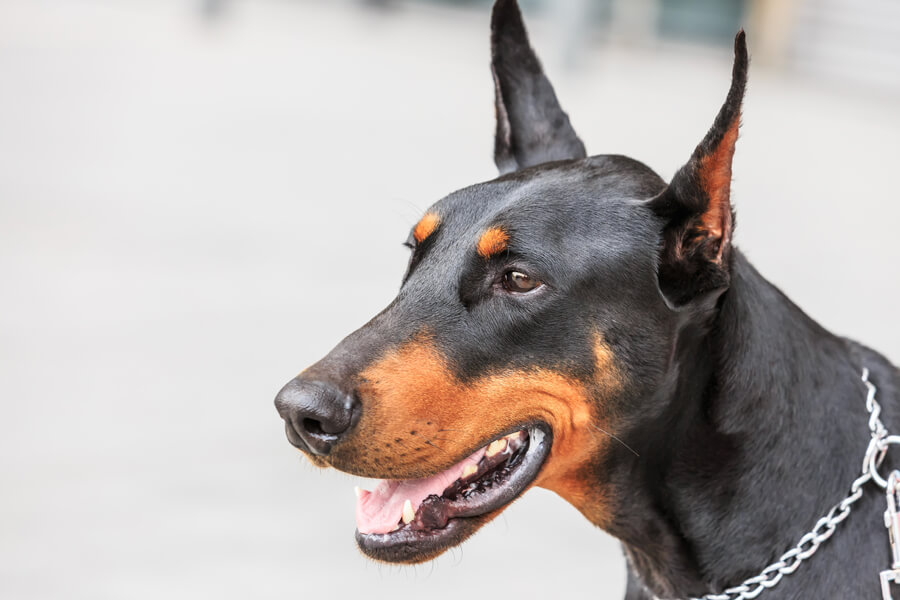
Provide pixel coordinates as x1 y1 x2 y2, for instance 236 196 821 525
612 250 895 598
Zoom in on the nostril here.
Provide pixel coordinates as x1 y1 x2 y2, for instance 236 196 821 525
275 377 359 455
302 418 328 437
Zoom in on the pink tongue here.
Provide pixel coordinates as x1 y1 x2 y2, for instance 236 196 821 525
355 447 486 534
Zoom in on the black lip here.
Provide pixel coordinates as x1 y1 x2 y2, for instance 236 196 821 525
283 422 312 453
355 423 553 563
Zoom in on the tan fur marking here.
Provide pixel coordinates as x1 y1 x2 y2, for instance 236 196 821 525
327 333 624 530
413 213 440 244
476 227 509 258
698 116 740 255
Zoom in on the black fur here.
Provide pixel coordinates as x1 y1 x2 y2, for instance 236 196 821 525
491 0 586 173
276 2 899 597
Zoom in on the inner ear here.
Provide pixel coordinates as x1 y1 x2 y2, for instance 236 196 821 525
649 31 748 306
490 0 586 174
697 116 739 254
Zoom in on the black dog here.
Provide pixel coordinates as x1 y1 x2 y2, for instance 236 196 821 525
275 1 900 597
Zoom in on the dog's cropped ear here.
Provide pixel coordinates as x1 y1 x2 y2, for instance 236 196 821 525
648 31 748 307
491 0 586 174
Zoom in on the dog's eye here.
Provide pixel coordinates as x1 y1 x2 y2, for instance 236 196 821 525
503 270 541 293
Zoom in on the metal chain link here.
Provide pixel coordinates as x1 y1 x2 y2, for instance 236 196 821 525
681 368 889 600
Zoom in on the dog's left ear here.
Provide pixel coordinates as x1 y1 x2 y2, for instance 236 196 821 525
491 0 586 174
649 31 748 307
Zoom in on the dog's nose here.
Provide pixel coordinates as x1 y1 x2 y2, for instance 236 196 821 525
274 378 360 456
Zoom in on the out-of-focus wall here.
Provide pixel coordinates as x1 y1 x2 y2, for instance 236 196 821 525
412 0 900 92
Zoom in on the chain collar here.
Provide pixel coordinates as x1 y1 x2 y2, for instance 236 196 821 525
666 368 893 600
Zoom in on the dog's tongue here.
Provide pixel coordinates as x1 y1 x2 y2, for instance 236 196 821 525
355 447 486 534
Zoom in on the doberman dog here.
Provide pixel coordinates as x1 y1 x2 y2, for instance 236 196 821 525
275 1 900 597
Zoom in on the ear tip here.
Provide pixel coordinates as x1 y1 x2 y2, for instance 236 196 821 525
731 29 750 94
490 0 533 69
733 29 749 65
491 0 519 17
491 0 525 36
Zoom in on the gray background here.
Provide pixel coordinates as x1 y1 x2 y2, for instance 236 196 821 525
1 1 897 598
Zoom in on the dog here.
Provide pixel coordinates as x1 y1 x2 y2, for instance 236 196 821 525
275 1 900 597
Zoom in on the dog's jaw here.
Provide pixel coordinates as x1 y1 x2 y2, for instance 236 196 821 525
353 425 552 563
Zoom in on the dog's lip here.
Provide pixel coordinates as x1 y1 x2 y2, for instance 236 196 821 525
355 423 552 563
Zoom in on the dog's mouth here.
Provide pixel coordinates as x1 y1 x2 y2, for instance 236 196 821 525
354 424 552 562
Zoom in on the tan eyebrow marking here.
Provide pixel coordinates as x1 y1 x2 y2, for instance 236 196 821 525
476 227 509 258
413 212 440 244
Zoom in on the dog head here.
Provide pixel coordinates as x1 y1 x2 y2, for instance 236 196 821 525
276 0 747 564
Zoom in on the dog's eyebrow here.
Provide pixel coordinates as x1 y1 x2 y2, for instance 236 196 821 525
413 212 440 244
476 227 510 258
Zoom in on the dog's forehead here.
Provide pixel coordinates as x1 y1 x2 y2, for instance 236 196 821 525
429 156 665 243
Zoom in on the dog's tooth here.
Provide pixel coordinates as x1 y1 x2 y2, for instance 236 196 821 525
462 464 478 479
354 486 364 499
486 438 507 457
402 499 415 525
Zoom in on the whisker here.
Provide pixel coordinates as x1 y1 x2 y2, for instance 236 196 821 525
590 423 640 457
425 440 446 452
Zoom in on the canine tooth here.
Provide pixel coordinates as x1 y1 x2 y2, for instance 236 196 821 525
354 486 363 499
462 464 478 479
402 499 415 524
486 438 507 457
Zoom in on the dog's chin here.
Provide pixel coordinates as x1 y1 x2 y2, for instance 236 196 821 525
355 510 491 563
352 424 553 564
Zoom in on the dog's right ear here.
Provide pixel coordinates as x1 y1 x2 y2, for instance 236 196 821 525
491 0 586 174
648 31 748 308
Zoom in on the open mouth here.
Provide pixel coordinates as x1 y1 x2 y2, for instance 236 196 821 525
354 424 552 562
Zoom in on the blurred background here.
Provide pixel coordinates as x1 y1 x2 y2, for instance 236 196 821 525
0 0 897 598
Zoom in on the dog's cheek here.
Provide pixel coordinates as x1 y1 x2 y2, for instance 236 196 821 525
329 332 623 486
530 408 613 528
531 334 621 528
535 462 614 528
